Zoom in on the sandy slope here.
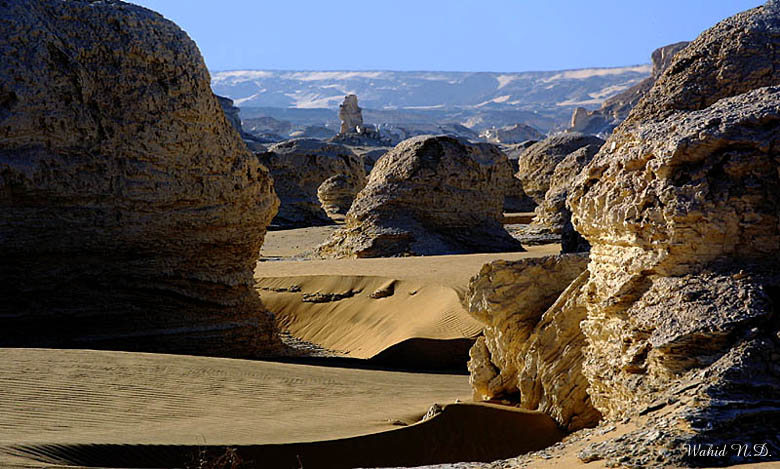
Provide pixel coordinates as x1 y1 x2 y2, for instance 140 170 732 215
256 226 559 360
0 348 562 469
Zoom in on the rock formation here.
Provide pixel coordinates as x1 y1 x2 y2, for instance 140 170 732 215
317 174 363 216
568 41 690 136
316 136 525 257
338 94 364 134
0 0 281 356
216 95 244 135
481 123 544 144
565 2 780 465
503 158 537 213
514 134 604 204
465 254 599 431
260 139 366 228
532 141 603 252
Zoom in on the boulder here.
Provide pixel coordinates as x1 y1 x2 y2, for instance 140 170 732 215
261 139 366 229
0 0 281 356
567 1 780 464
514 134 604 204
317 136 524 257
465 254 598 431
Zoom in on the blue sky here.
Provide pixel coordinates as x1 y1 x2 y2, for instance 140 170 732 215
129 0 764 72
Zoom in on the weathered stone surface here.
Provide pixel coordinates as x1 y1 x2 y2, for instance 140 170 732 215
533 141 603 252
465 254 597 431
515 133 604 204
481 124 544 144
317 173 362 216
260 139 366 228
563 2 780 464
0 0 282 356
338 94 364 134
317 135 524 258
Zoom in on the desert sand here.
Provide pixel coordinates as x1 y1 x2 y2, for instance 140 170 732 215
0 348 561 469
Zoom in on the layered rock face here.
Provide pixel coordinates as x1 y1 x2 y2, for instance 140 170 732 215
317 136 525 257
0 0 281 356
566 2 780 464
260 139 366 228
465 254 599 431
514 134 604 204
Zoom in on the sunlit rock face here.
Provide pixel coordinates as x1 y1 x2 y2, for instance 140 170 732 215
566 1 780 465
0 0 282 357
317 135 524 258
465 254 600 432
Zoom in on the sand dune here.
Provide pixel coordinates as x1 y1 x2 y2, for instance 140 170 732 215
256 228 559 361
0 348 562 469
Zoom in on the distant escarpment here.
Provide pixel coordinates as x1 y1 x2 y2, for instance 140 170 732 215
569 41 690 136
259 139 366 229
0 0 282 356
468 2 780 467
317 136 525 258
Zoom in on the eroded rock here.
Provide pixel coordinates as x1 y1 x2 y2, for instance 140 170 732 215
465 254 597 431
260 139 366 228
565 1 780 464
0 0 281 356
317 136 524 257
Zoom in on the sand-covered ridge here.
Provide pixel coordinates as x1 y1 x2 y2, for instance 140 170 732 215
0 348 562 469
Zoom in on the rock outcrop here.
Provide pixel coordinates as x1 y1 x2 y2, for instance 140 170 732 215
216 95 244 135
465 254 599 431
503 157 537 213
514 134 604 204
317 136 525 257
481 123 544 144
565 2 780 465
260 139 366 228
0 0 282 356
532 141 603 251
568 41 690 136
338 94 364 134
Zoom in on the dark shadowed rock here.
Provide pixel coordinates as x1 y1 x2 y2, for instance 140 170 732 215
317 136 525 258
0 0 282 356
515 133 604 204
261 139 366 228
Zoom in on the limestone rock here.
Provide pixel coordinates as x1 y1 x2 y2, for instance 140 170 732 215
465 254 597 431
261 139 366 228
533 141 603 252
0 0 281 356
515 133 604 204
316 135 524 258
481 124 544 144
565 1 780 464
317 174 362 216
338 94 364 134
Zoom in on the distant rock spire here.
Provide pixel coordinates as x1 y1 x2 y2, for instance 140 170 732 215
338 94 363 134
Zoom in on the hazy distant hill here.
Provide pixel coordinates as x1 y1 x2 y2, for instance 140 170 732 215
210 66 651 132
